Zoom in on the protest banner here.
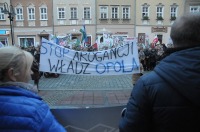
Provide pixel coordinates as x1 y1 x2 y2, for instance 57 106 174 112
40 38 140 75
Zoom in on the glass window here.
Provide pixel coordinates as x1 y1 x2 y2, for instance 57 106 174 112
122 7 130 19
170 7 177 17
16 8 23 20
100 6 108 19
19 37 34 48
0 7 5 20
112 7 118 19
157 7 163 17
40 7 47 20
0 38 8 46
84 7 90 19
142 6 149 17
70 7 77 19
28 8 35 20
58 8 65 19
190 6 200 13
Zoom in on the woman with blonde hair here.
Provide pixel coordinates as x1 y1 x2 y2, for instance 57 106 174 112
0 46 66 131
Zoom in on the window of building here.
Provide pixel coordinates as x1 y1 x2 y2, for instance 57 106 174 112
28 8 35 20
111 7 118 19
157 7 163 17
100 6 108 19
58 7 65 19
70 7 77 19
15 8 23 20
0 37 8 46
122 7 130 19
142 6 149 17
84 7 90 19
190 6 200 13
19 37 35 48
170 7 177 17
0 7 5 20
40 7 47 20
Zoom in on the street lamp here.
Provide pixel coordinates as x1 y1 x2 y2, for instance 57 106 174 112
2 2 16 45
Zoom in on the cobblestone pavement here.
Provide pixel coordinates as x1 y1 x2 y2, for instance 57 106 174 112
30 73 147 109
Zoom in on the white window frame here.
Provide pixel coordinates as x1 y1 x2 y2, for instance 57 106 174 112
170 6 178 17
142 6 149 17
190 6 200 13
122 6 130 19
84 7 91 19
15 7 23 20
156 6 163 17
111 6 119 19
57 7 65 19
18 37 35 48
27 7 35 20
40 7 48 20
0 6 5 20
70 7 77 19
100 6 108 19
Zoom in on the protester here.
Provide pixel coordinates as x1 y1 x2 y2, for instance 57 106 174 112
119 13 200 132
0 46 66 131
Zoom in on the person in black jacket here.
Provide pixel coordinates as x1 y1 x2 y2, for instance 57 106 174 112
119 13 200 132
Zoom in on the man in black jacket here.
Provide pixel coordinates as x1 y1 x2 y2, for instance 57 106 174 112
119 13 200 132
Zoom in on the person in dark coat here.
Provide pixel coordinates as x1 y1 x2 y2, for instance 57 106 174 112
0 46 66 132
119 13 200 132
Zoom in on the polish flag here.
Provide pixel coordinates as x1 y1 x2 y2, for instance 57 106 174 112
151 35 158 48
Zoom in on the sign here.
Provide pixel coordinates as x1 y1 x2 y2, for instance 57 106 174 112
40 38 140 75
151 26 167 33
138 33 145 44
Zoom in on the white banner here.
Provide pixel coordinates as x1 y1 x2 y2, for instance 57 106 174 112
40 38 140 75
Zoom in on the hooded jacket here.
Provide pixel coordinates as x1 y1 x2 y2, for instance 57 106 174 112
0 82 66 132
119 47 200 132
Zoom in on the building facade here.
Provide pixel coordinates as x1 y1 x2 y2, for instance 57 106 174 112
12 0 53 47
52 0 96 47
0 0 199 47
0 0 11 46
96 0 135 48
135 0 185 46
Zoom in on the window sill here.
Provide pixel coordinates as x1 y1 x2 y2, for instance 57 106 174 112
82 18 91 20
99 18 108 20
69 18 78 20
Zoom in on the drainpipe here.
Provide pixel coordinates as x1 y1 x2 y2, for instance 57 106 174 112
52 0 54 35
134 0 136 37
95 0 97 42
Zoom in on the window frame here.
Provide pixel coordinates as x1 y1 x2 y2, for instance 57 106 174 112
190 6 200 13
122 6 130 19
0 6 5 20
18 37 35 48
27 7 35 20
40 7 48 20
84 7 91 19
100 6 108 19
57 7 65 19
156 6 164 17
142 6 149 17
15 7 23 20
170 6 178 17
111 6 119 19
70 7 77 19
